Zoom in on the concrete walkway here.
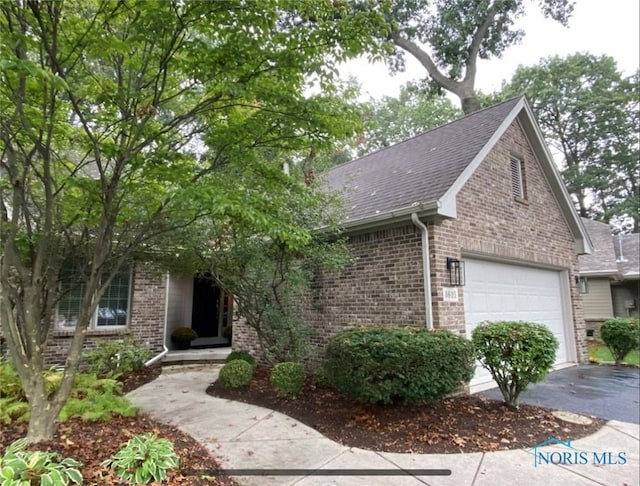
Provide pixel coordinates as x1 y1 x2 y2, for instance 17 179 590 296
127 365 640 486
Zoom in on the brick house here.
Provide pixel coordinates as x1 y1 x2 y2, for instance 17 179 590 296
579 218 639 338
37 96 593 385
43 266 233 365
234 96 592 391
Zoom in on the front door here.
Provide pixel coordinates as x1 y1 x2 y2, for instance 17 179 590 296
191 276 220 338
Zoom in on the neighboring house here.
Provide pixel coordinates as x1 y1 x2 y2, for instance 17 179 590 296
234 96 592 391
579 219 640 337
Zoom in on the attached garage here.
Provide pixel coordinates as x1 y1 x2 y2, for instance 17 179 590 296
464 258 575 391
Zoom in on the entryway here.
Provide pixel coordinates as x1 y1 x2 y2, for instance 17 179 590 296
165 274 233 350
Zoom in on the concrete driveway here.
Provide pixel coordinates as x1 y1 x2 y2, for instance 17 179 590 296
478 364 640 423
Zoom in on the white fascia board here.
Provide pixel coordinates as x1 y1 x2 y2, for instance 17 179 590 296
340 201 440 232
518 102 593 255
438 97 526 212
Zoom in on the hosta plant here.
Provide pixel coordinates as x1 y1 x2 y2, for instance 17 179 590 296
102 433 179 485
0 438 83 486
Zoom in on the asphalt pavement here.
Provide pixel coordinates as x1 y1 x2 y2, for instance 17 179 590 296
479 364 640 424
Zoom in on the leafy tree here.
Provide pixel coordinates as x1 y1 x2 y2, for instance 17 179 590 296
0 0 370 442
359 0 575 114
500 54 639 231
194 162 353 364
358 82 461 155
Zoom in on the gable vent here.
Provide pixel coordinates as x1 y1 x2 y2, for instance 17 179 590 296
510 156 525 199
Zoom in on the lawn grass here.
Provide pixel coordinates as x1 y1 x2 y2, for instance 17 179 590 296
588 343 640 366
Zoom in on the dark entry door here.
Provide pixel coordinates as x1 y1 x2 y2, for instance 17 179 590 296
191 276 220 338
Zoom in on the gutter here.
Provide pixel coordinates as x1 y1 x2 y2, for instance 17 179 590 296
411 213 433 330
144 272 170 367
340 201 440 232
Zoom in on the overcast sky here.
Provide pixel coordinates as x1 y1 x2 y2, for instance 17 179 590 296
342 0 640 100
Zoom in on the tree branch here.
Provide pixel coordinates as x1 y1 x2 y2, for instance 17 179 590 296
389 32 461 94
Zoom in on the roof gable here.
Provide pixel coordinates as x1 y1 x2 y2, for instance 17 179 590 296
579 219 639 279
578 218 619 275
326 97 521 222
324 96 591 254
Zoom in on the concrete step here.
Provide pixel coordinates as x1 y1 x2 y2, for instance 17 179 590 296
162 347 232 365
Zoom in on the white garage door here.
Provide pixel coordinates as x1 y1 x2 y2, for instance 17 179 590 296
464 258 571 390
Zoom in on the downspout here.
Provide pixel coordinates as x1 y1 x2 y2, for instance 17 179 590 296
411 213 433 330
144 272 170 367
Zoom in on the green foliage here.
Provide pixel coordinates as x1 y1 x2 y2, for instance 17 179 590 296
500 54 639 230
84 337 151 379
0 363 64 424
59 374 137 422
600 318 640 365
225 351 256 368
0 438 82 485
358 82 461 156
323 327 475 404
356 0 574 112
102 433 179 485
270 362 305 399
0 362 136 423
170 327 198 342
589 343 640 366
472 321 559 408
0 362 23 401
0 0 376 441
218 360 254 389
205 198 353 364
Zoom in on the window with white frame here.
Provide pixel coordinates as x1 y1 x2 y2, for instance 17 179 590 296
56 265 131 330
510 156 526 199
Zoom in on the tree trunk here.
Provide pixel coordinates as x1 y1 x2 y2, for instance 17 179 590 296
461 95 481 115
25 390 60 443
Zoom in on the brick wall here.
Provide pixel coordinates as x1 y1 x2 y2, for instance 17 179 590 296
427 119 587 362
288 117 588 367
232 225 426 365
44 263 166 366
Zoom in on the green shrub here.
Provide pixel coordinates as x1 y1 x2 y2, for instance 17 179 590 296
270 362 305 399
0 363 137 424
224 350 256 368
84 337 151 379
0 363 65 424
218 360 253 389
600 318 640 365
323 327 475 404
472 321 558 408
0 438 82 485
59 373 137 421
170 327 198 350
102 433 179 485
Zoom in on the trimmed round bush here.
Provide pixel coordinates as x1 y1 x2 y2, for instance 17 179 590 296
322 327 475 404
600 318 640 365
472 321 558 408
218 360 253 389
224 350 256 368
270 362 305 399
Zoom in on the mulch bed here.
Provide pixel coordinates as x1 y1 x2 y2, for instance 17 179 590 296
208 367 605 454
0 366 237 486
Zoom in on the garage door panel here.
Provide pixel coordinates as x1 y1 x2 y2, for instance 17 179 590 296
464 258 569 389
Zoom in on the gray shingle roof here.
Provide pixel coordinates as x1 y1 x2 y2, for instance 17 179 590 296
615 233 640 278
325 97 522 223
578 218 619 275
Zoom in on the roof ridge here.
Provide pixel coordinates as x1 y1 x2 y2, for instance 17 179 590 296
328 95 525 173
